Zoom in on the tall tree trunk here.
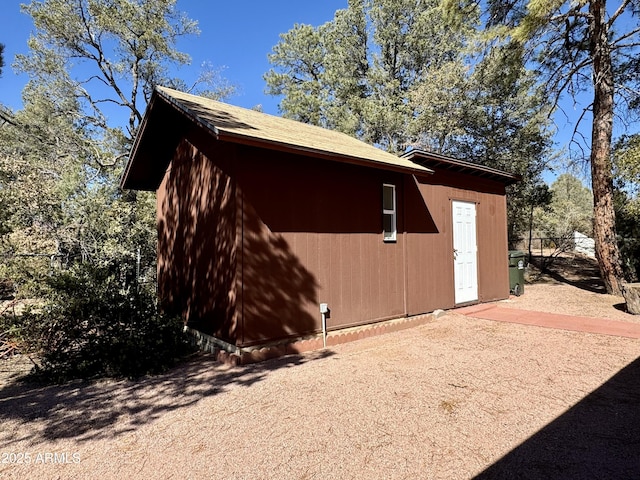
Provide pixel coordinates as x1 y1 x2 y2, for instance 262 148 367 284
589 0 625 295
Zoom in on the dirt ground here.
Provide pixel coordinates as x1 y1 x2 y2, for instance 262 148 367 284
0 254 639 479
506 254 638 323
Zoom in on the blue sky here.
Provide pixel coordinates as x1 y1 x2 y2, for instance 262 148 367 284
0 0 348 115
0 0 615 185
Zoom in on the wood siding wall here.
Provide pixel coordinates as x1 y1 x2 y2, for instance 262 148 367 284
157 138 240 343
235 145 406 346
405 172 509 316
156 133 511 348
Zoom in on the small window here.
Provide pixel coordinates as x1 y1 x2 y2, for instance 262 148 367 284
382 183 396 242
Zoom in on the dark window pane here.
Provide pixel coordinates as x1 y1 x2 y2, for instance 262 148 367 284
383 185 394 210
383 214 394 237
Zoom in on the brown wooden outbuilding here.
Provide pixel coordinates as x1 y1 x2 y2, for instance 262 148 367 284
121 87 519 359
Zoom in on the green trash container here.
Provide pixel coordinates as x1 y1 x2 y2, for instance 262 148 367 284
508 250 526 296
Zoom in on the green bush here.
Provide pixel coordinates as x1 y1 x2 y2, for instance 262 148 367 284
619 237 640 282
20 263 194 383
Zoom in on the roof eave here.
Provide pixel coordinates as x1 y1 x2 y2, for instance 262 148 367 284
402 149 521 186
120 90 189 191
119 93 156 190
155 87 221 139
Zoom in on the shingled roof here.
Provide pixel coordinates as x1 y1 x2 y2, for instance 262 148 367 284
121 87 433 190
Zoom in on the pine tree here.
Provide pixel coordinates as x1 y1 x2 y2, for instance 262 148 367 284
447 0 640 293
266 0 553 243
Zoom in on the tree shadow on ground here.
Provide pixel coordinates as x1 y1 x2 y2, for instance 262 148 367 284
528 254 606 294
0 349 333 446
474 356 640 479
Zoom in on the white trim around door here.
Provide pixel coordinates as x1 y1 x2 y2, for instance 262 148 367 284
452 200 478 304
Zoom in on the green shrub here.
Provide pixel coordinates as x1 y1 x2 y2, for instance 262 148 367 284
20 263 194 383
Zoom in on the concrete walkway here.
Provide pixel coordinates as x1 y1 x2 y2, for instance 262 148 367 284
455 303 640 339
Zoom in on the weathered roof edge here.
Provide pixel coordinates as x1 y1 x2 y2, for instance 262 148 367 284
402 149 521 186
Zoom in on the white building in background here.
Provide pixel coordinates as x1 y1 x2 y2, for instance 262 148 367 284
574 231 596 258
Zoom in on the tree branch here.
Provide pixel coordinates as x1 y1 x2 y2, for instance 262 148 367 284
0 108 16 126
609 0 632 27
611 26 640 47
546 57 592 110
95 151 128 170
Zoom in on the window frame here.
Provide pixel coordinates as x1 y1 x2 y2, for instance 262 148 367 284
382 183 397 242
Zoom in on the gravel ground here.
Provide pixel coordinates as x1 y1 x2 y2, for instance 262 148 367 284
1 264 639 479
499 282 636 323
503 254 638 324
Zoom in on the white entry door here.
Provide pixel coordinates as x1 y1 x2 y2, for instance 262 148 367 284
452 200 478 304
